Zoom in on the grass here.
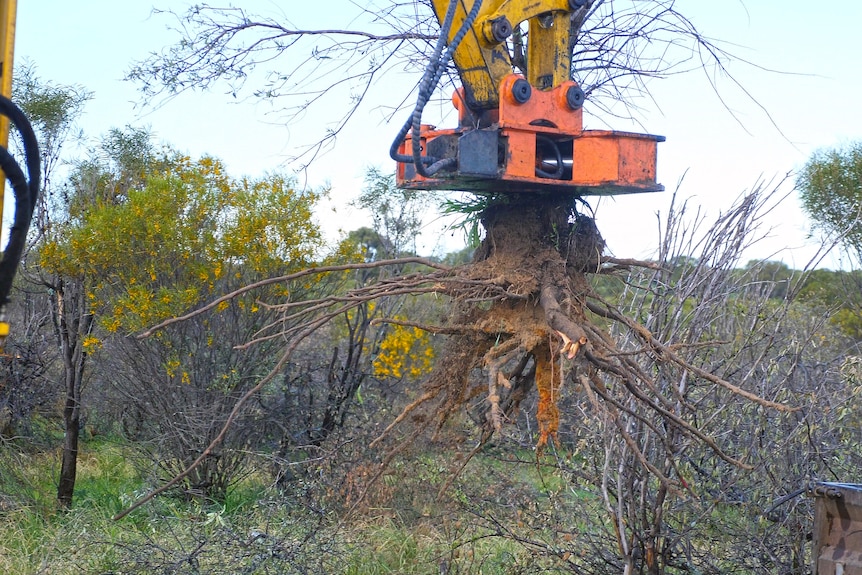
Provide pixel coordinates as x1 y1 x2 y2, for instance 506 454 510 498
0 436 140 573
0 401 835 575
342 520 536 575
0 434 580 574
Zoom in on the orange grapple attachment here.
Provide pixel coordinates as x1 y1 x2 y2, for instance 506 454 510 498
397 74 663 196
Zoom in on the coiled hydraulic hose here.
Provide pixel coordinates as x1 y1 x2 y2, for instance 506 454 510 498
0 94 40 313
389 0 484 177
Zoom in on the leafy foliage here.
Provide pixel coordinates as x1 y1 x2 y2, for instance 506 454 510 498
40 151 323 333
797 268 862 339
798 141 862 258
33 132 327 500
353 167 435 258
440 194 499 249
12 63 91 204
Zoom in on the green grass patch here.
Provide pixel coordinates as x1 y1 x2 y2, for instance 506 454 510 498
0 434 592 574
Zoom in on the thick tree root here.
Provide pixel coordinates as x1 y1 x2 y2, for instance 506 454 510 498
367 193 787 487
123 193 793 518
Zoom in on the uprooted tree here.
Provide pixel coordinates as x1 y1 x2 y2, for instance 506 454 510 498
120 188 795 509
114 2 811 569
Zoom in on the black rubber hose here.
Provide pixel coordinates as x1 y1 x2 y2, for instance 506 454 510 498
0 95 41 309
0 97 40 201
389 0 458 166
410 0 483 178
390 0 484 177
535 135 564 179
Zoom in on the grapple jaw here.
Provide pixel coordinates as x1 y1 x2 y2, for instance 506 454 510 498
396 75 664 196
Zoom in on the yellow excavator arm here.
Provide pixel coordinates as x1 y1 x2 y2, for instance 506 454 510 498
0 0 15 198
0 0 15 342
431 0 576 110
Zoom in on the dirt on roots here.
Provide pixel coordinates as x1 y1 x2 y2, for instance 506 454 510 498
382 193 604 452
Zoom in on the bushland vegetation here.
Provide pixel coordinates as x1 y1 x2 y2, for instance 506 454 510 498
2 154 861 573
3 4 862 565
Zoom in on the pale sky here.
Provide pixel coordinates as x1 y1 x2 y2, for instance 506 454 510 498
15 1 862 268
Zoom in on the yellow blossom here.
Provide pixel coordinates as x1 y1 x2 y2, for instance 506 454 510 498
373 319 435 380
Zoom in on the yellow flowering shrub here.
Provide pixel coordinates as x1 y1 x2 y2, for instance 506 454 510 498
81 335 102 352
39 154 323 335
373 318 435 380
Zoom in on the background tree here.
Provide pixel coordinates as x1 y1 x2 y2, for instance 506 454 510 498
798 141 862 261
42 140 324 499
797 142 862 340
1 67 92 507
37 127 160 508
13 62 90 235
352 167 435 259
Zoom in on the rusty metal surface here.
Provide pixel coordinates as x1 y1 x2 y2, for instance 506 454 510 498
813 483 862 575
397 125 664 196
396 73 664 197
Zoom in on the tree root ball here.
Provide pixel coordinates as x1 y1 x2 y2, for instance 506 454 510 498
392 193 602 451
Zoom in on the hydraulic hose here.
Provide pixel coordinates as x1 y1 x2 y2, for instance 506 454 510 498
0 94 40 310
535 135 564 179
389 0 484 177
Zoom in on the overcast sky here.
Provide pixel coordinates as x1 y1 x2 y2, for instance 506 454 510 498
15 1 862 267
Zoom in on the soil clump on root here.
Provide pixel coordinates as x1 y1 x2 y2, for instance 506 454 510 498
381 193 604 452
371 189 791 488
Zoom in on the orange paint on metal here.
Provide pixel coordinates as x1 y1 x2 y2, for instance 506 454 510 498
498 75 583 133
396 74 664 196
503 130 535 179
572 131 660 187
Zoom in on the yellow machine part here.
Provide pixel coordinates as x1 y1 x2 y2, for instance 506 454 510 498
0 0 15 343
430 0 574 109
0 0 15 206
